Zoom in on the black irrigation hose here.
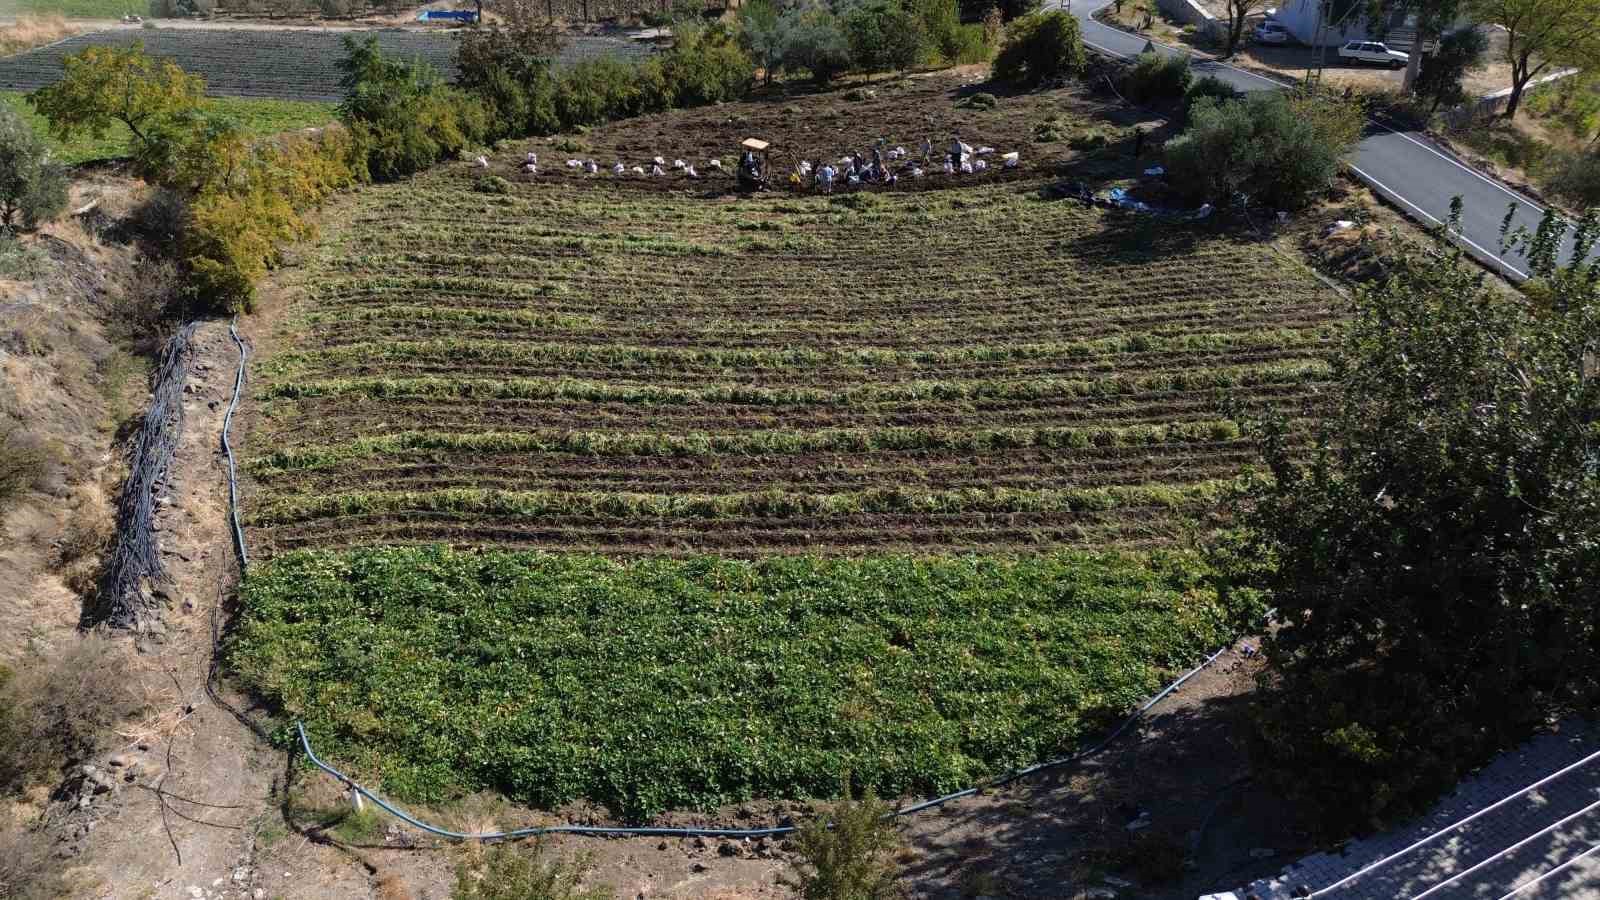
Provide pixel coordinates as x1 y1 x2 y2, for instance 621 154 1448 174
98 321 198 629
219 307 1268 842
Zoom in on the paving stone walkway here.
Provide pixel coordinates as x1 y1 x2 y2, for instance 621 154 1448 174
1229 722 1600 900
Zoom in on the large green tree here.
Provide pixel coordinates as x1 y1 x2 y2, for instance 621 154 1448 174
1466 0 1600 118
28 43 203 149
1232 213 1600 833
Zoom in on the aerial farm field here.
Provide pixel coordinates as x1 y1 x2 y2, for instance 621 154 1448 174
234 80 1332 822
0 27 649 101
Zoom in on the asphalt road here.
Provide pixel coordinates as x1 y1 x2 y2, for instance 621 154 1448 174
1237 726 1600 900
1065 0 1595 280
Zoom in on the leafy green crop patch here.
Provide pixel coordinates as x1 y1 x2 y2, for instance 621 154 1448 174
233 546 1256 820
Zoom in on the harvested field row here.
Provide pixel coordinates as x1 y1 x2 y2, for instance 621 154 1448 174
268 329 1330 373
247 421 1256 474
297 292 1336 342
293 304 1339 350
246 481 1226 527
253 386 1328 446
261 454 1257 497
254 513 1195 556
260 363 1331 405
248 154 1340 553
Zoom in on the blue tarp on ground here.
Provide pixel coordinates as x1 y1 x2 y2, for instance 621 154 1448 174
417 9 478 21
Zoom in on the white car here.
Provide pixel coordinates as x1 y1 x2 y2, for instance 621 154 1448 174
1253 21 1291 44
1337 40 1409 68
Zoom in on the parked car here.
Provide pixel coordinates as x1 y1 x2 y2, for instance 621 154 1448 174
1337 40 1409 68
1253 21 1291 44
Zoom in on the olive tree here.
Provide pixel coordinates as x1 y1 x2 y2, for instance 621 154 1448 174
0 105 68 235
1229 212 1600 833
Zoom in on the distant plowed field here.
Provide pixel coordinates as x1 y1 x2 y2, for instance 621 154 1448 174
244 167 1339 556
0 27 649 102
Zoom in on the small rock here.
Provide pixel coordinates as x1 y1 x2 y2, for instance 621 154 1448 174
254 891 266 900
717 841 737 857
107 754 130 768
1104 876 1135 888
691 836 707 850
212 878 224 887
656 841 668 851
232 866 250 884
691 862 707 873
1250 847 1277 859
188 888 204 899
1125 817 1150 832
1084 890 1116 900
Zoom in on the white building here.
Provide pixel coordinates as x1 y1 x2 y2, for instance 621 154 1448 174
1268 0 1409 47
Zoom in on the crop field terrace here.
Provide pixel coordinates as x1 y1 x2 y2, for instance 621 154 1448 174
234 96 1334 818
246 171 1337 555
0 27 649 101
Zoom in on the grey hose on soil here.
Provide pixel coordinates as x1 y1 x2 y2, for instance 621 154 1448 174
98 321 198 629
216 301 1265 841
224 318 249 569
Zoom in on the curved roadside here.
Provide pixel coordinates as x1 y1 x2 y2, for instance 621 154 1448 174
1063 0 1594 281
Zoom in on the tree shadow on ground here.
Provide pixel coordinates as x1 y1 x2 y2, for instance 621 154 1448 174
898 649 1318 900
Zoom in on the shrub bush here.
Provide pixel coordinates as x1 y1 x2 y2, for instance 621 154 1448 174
451 843 609 900
781 785 903 900
943 22 994 64
1164 90 1362 208
339 36 489 181
0 104 68 235
132 107 251 194
657 22 753 107
0 426 50 509
1185 73 1236 111
781 2 854 84
454 19 564 138
844 0 927 76
182 125 365 313
1124 51 1192 102
957 90 997 109
1543 150 1600 207
554 57 651 128
992 10 1085 87
0 639 143 796
473 174 512 194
